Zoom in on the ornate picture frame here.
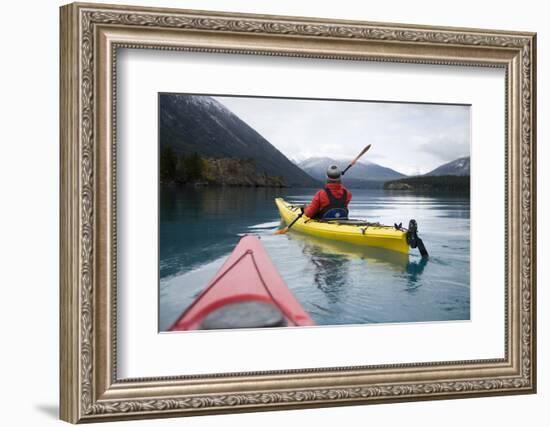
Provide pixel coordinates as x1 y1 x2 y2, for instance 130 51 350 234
60 2 536 423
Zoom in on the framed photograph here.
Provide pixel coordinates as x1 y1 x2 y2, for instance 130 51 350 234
60 2 537 423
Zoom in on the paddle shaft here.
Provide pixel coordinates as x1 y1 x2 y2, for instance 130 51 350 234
283 212 303 233
342 144 372 176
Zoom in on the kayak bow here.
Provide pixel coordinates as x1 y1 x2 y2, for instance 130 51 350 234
170 235 314 331
275 197 410 255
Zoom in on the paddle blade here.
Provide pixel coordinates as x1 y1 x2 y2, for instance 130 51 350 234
274 227 289 235
342 144 372 175
351 144 372 165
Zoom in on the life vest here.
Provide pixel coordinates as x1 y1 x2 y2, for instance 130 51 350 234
317 187 349 220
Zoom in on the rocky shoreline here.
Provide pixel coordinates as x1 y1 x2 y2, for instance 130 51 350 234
160 150 288 188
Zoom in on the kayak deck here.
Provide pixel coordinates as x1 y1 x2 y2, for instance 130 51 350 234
170 235 314 331
275 197 409 254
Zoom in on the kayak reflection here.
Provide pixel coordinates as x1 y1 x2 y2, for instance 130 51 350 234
308 250 350 304
287 232 410 271
287 232 428 302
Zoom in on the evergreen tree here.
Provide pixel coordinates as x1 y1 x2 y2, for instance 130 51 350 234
160 145 177 182
184 152 204 181
176 154 187 183
168 152 206 183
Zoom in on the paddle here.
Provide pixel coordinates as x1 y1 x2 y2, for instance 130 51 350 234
275 145 372 235
341 144 372 176
274 210 303 235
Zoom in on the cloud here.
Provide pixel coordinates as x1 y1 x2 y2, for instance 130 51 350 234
417 135 470 162
213 96 470 175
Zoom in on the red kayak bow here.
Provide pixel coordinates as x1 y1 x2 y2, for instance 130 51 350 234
170 235 314 331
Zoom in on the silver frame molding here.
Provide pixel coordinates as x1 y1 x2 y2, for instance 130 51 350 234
60 2 537 423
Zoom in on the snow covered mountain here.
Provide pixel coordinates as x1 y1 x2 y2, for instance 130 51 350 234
425 156 470 176
160 94 319 187
298 157 406 182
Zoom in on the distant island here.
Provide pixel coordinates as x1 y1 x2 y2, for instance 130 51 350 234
384 175 470 193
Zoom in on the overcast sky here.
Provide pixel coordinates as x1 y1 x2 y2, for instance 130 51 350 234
213 96 470 175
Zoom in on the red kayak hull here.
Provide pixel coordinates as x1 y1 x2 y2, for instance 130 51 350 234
169 235 314 331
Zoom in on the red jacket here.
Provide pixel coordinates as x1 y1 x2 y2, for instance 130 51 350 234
304 183 352 218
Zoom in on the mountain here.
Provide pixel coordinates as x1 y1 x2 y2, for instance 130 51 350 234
160 94 319 187
425 156 470 176
298 157 406 183
384 156 471 193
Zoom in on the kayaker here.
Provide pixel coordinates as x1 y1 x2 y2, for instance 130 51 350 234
303 165 352 220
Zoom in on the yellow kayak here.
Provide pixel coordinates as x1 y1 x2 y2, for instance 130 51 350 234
275 197 410 255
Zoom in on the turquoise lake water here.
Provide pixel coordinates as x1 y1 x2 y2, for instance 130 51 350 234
159 186 470 331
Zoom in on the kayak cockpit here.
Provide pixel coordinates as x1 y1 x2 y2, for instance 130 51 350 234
196 300 288 330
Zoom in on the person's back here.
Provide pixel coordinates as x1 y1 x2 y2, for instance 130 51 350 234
304 165 352 220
